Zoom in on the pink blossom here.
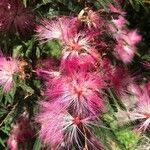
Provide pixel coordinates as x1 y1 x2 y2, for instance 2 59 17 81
63 33 91 54
110 67 133 96
115 40 136 63
0 0 35 36
61 33 99 69
110 15 127 34
46 70 104 115
145 82 150 95
7 136 18 150
128 83 142 97
86 10 101 29
0 56 18 92
115 30 141 63
108 3 126 15
37 102 64 148
123 30 141 46
78 9 102 29
36 17 79 43
7 116 33 150
37 101 100 149
129 82 150 131
60 51 100 74
109 16 136 63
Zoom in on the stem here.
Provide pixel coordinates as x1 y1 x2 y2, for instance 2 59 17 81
0 104 17 127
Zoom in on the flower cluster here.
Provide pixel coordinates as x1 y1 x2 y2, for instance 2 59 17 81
108 3 141 63
0 0 149 149
35 1 142 149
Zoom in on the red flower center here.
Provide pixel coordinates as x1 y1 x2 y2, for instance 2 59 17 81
68 41 81 51
74 86 83 98
73 117 81 125
144 113 150 118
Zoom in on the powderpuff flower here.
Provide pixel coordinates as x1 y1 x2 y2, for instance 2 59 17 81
109 15 127 35
36 102 64 149
7 116 33 150
86 10 101 29
115 30 141 63
37 101 100 149
60 51 100 74
0 56 18 92
63 33 91 53
0 0 35 36
108 3 126 16
128 82 150 132
61 33 100 69
78 8 102 29
115 40 136 63
110 67 133 97
7 136 18 150
123 30 141 46
46 70 104 115
36 17 79 43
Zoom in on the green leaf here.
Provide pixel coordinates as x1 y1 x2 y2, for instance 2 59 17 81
36 47 41 58
0 138 5 148
0 127 9 135
45 40 61 58
141 54 150 60
33 138 41 150
18 81 34 95
12 45 22 58
0 108 7 117
107 88 127 111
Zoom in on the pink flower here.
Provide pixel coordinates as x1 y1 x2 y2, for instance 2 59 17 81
109 8 141 64
86 10 101 29
37 101 100 149
63 33 91 52
128 83 143 96
36 17 79 43
37 102 64 149
108 3 126 15
7 115 33 150
129 82 150 131
110 67 133 96
7 136 18 150
110 16 127 34
0 56 18 92
78 9 102 29
0 0 35 36
123 30 141 46
60 52 99 74
115 30 141 63
46 70 104 115
61 33 99 69
115 40 136 63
